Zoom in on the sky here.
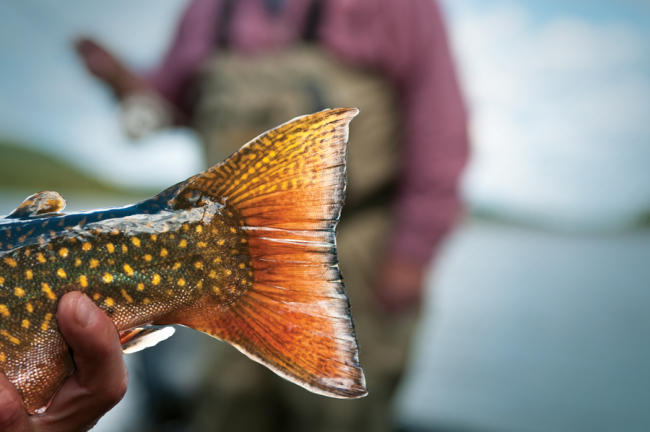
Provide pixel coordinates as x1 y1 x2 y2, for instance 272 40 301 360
0 1 649 229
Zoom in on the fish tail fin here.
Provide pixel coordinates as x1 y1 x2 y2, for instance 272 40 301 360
161 108 366 398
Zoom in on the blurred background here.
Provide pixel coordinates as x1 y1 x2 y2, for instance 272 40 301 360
1 0 649 431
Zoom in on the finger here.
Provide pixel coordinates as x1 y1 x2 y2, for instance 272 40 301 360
0 373 31 432
34 292 127 431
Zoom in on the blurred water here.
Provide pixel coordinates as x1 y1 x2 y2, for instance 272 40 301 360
395 219 650 432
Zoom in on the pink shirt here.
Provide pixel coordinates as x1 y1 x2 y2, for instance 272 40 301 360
148 0 469 265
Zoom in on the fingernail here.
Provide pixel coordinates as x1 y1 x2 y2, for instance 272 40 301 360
74 294 94 328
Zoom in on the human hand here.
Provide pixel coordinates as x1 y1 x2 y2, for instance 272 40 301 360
373 256 426 314
75 37 148 99
0 292 127 431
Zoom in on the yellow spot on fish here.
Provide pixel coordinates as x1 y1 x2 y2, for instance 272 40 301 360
79 275 88 288
123 264 134 276
150 234 158 241
241 238 247 244
90 258 99 269
21 319 30 329
104 297 115 307
82 242 92 252
225 269 232 276
1 330 20 345
14 287 25 298
0 305 9 317
160 248 168 257
131 237 141 247
137 283 145 291
166 289 173 296
122 244 128 254
41 313 53 331
37 253 46 264
58 248 69 258
177 278 186 287
208 270 217 279
42 283 56 301
108 259 115 265
238 263 246 269
75 258 82 267
0 276 4 285
103 273 113 283
106 243 115 253
57 268 67 279
229 227 237 234
3 257 17 268
143 254 152 262
25 269 33 280
24 249 31 257
195 225 203 233
217 239 225 246
143 298 151 305
0 353 5 362
93 293 101 300
152 274 161 285
121 289 133 303
194 261 203 269
212 286 221 295
172 262 181 270
179 239 187 248
213 257 222 264
182 224 189 232
197 241 207 248
26 303 33 313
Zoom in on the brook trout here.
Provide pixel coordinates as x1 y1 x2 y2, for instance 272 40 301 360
0 108 366 413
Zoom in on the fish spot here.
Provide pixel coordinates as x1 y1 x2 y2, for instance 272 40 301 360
3 257 17 268
143 254 152 262
0 276 4 285
172 262 181 270
121 289 133 303
14 287 25 298
108 259 115 266
150 234 158 241
229 227 237 234
217 239 225 246
121 244 128 254
41 313 53 331
106 243 115 253
57 268 67 279
58 248 69 258
0 305 9 317
103 273 114 283
42 283 57 301
137 283 145 291
166 289 174 296
123 264 134 276
178 239 188 248
93 293 101 301
213 257 222 264
238 263 246 269
143 298 151 305
75 258 82 267
212 286 221 295
26 303 33 313
152 274 161 285
104 297 115 307
182 224 189 232
90 258 99 269
82 242 92 252
177 278 186 287
194 261 203 269
131 237 141 248
0 353 5 362
24 249 31 257
79 275 88 288
197 241 207 248
1 330 20 345
21 319 30 329
195 225 203 233
37 253 46 264
208 270 217 279
160 248 169 257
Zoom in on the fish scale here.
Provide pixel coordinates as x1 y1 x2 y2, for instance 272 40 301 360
0 108 367 413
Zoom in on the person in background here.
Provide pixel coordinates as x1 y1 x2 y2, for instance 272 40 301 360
77 0 468 430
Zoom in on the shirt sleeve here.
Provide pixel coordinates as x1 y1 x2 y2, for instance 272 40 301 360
323 0 470 265
146 0 221 113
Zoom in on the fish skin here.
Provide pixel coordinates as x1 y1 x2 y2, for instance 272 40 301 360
0 108 367 414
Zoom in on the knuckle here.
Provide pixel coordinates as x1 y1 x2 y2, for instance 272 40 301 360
101 370 128 406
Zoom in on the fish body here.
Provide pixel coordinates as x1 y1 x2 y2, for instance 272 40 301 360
0 108 366 413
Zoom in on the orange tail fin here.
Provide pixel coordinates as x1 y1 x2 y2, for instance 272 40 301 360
161 108 367 398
